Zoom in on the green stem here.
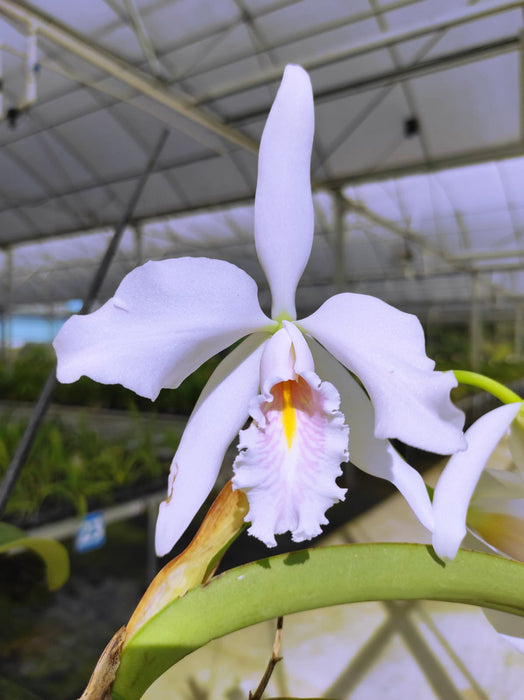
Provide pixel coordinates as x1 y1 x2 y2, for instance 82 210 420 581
113 544 524 699
453 370 522 404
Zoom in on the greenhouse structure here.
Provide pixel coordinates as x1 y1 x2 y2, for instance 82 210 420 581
1 1 524 698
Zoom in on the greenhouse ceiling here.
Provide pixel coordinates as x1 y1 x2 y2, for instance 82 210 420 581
0 0 523 322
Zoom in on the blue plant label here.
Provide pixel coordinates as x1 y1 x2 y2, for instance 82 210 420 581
75 511 106 553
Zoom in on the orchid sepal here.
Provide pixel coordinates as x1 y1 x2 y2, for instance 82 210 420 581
54 257 272 401
254 64 314 320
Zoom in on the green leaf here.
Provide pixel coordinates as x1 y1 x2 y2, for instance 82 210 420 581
113 543 524 700
0 521 69 591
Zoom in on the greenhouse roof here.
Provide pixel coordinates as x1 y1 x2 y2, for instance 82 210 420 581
0 0 523 320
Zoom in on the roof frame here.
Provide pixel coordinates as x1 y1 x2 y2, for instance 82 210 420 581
193 0 522 103
0 0 258 153
342 195 522 302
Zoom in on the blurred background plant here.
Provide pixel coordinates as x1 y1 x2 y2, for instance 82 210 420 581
0 414 181 524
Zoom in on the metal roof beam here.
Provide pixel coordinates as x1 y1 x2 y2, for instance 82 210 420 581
120 0 166 79
0 0 258 154
451 248 524 262
2 143 524 249
2 136 522 223
193 0 523 103
326 142 524 188
176 0 423 83
229 36 518 125
342 195 517 301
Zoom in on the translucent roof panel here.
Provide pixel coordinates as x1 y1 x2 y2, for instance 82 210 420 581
3 154 524 325
0 0 522 324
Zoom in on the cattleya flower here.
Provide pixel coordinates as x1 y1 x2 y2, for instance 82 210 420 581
54 65 465 556
432 401 524 651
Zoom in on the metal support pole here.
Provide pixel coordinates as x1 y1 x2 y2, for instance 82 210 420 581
0 42 3 119
146 499 158 583
333 191 346 294
515 303 523 357
134 225 144 267
0 129 169 516
0 311 6 361
469 274 482 370
520 24 524 144
2 247 13 358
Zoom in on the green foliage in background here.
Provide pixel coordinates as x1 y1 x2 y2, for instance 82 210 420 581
0 343 220 414
426 322 524 400
0 414 180 523
0 522 69 591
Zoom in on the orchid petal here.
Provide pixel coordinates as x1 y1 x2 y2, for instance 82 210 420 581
432 402 522 561
301 294 466 454
254 65 314 320
54 258 272 400
309 337 434 532
233 327 348 546
155 333 268 556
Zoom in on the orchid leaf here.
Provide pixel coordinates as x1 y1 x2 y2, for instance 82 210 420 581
0 521 69 591
113 543 524 699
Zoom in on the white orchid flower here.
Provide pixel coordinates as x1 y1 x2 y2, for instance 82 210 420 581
432 401 524 651
54 65 465 556
432 401 524 562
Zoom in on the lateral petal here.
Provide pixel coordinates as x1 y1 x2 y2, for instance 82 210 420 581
54 258 272 400
432 402 522 561
301 293 465 454
255 65 314 320
309 337 434 532
155 333 268 556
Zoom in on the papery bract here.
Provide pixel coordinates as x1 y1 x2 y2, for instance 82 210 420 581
54 65 465 556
